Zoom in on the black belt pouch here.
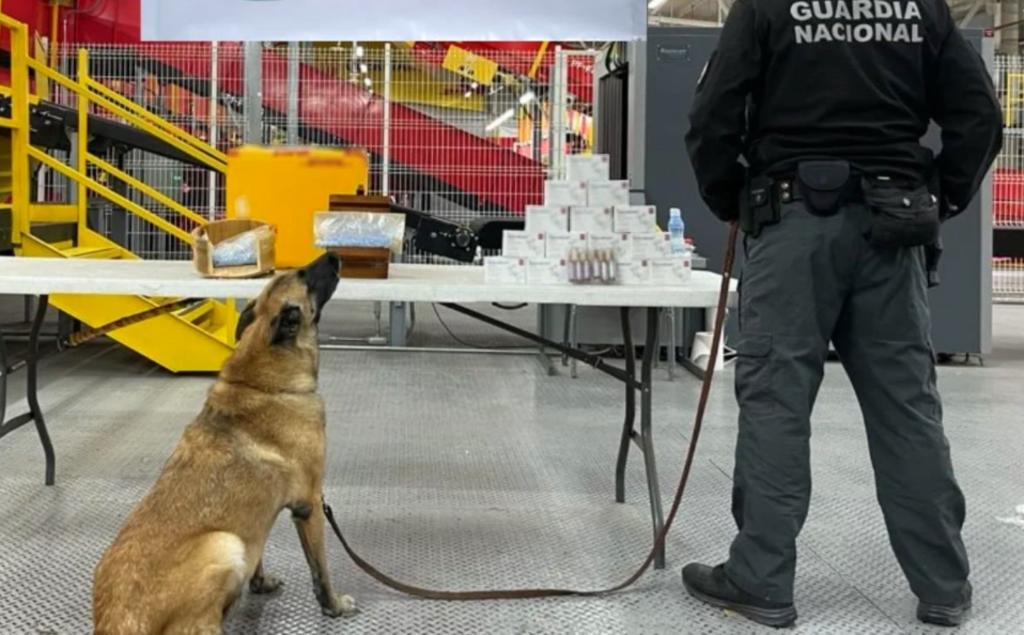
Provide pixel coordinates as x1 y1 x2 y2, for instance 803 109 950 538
795 160 851 216
861 177 940 248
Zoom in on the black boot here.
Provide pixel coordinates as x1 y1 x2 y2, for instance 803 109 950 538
917 581 972 627
682 563 798 628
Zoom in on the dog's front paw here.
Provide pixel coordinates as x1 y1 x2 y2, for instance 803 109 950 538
249 572 284 595
321 593 358 618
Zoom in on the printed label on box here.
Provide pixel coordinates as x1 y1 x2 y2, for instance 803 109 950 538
618 259 651 285
545 231 589 260
544 180 588 207
588 232 629 263
650 256 693 285
614 205 658 234
631 232 673 258
570 206 614 233
587 180 630 207
525 205 570 234
566 154 611 183
527 258 568 285
502 230 546 259
484 256 527 285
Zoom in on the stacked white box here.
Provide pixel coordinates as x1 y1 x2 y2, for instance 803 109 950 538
570 206 614 233
484 256 527 284
618 259 651 285
631 232 673 259
587 232 630 262
587 180 630 207
502 230 546 259
566 154 611 183
527 258 569 285
650 255 693 285
545 231 589 261
544 180 588 207
525 205 569 234
614 205 658 233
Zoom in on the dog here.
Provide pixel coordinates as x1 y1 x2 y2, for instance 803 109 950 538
93 252 355 634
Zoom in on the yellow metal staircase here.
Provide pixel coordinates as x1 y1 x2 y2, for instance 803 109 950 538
1 15 237 372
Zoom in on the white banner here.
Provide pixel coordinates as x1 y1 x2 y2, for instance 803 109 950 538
141 0 646 42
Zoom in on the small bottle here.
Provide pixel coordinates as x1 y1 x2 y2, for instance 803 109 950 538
668 207 686 255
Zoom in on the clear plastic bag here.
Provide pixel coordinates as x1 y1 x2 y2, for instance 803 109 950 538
314 212 406 255
212 228 264 267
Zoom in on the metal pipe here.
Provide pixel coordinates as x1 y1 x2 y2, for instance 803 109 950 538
318 343 551 356
287 41 300 145
382 43 392 195
208 41 219 220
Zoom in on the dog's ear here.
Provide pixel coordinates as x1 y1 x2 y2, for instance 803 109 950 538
235 301 257 341
270 303 303 345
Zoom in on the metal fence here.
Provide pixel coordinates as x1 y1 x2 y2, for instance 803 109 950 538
992 56 1024 301
46 42 598 262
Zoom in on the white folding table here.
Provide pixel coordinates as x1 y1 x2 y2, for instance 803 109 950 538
0 257 735 568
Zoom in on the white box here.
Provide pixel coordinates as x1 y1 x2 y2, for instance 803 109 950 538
525 205 569 234
618 259 651 285
545 231 589 261
587 180 630 207
614 205 658 233
650 256 693 285
588 232 631 263
544 180 588 207
502 230 546 259
631 232 673 259
570 206 614 233
484 256 527 285
527 258 568 285
566 154 610 182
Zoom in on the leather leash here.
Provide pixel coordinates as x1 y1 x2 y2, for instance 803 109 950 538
60 298 204 350
323 221 740 600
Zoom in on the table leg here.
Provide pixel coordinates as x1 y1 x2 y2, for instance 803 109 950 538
0 295 55 485
640 308 666 569
614 307 636 504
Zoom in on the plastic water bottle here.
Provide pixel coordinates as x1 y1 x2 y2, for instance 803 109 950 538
668 207 686 255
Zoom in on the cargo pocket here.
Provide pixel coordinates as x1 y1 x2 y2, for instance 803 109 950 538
734 334 775 418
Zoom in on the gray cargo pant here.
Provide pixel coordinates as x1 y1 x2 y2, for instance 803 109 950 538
724 201 969 606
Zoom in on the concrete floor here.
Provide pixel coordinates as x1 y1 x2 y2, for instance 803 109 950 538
0 299 1021 634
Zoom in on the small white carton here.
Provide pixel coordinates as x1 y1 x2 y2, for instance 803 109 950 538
525 205 570 234
588 232 630 263
502 230 546 259
484 256 527 285
631 231 673 259
527 258 568 285
570 206 614 233
566 154 611 182
650 256 693 285
545 231 589 261
587 180 630 207
544 180 588 207
618 259 651 285
614 205 658 233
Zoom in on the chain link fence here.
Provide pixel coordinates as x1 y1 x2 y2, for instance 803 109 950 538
992 56 1024 301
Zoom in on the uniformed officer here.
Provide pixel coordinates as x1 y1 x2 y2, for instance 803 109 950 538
683 0 1002 628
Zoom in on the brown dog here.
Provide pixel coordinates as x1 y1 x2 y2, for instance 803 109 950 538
93 253 355 635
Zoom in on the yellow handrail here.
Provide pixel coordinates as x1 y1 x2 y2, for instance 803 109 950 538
85 76 228 165
29 147 195 245
87 153 209 227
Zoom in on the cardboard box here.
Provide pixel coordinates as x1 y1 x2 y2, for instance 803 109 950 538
588 232 631 263
484 256 527 284
631 232 673 259
614 205 659 233
587 180 630 207
525 205 570 234
566 154 610 182
502 230 546 259
544 180 588 207
527 258 569 285
618 259 651 285
570 206 614 233
650 256 693 285
545 231 589 261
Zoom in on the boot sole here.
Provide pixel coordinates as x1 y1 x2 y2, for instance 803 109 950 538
684 579 798 628
917 599 972 627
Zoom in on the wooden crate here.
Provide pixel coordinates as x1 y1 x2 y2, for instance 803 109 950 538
326 194 399 279
192 219 275 278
